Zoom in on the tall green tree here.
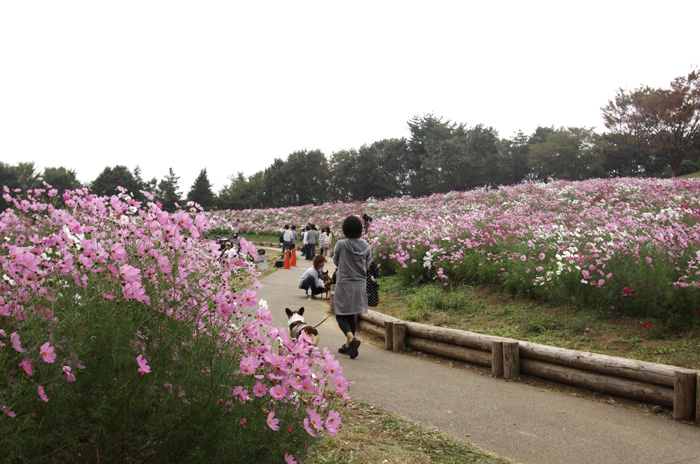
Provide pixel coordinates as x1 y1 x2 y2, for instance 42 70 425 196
407 115 503 193
498 131 531 185
156 168 182 212
528 127 603 181
372 138 412 197
601 70 700 176
328 149 359 202
283 150 329 206
263 158 290 207
0 162 41 192
0 162 42 211
407 114 456 196
91 165 141 198
186 168 216 210
42 166 81 194
217 171 266 210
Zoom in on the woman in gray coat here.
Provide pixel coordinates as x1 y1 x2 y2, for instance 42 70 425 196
333 215 372 359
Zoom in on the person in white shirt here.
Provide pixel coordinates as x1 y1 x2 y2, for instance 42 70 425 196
320 227 333 256
282 225 293 253
298 255 327 300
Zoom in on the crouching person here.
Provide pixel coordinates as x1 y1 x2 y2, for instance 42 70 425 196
299 255 327 300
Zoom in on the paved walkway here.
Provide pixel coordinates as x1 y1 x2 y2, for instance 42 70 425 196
259 250 700 464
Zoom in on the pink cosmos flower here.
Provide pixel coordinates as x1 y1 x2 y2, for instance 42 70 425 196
326 409 341 436
172 210 193 229
136 354 151 375
266 411 280 431
270 384 288 400
157 256 171 274
18 359 33 376
253 381 268 397
284 454 298 464
306 408 324 432
239 418 247 425
539 253 546 260
240 288 258 308
63 365 76 382
291 358 311 378
10 332 25 353
323 358 342 378
38 385 49 402
239 355 260 375
294 378 314 393
119 264 141 284
333 378 349 392
110 243 127 261
40 342 57 363
303 418 317 437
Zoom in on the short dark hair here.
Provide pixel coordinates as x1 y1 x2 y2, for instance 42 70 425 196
342 215 362 239
284 224 289 229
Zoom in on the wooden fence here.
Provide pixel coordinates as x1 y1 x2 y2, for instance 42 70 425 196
355 309 700 423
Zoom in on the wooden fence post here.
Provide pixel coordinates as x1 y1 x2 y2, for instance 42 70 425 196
492 341 504 378
393 322 406 352
503 341 520 380
673 370 697 421
385 321 394 350
697 374 700 424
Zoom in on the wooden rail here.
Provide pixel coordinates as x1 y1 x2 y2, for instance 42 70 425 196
357 310 699 423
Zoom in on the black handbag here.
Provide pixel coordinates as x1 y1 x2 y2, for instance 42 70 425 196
366 261 379 307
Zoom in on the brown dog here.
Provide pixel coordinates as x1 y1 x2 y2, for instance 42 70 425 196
320 271 333 299
285 307 319 346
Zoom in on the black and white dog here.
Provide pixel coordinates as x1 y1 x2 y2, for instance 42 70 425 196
285 307 319 346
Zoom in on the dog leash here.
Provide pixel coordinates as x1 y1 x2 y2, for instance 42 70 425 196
313 313 333 329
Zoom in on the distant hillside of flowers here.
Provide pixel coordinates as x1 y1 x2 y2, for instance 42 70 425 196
214 177 700 326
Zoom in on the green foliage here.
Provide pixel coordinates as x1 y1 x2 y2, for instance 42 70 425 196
186 168 216 211
601 70 700 177
527 127 604 181
217 171 266 210
42 166 82 193
0 162 42 211
1 293 310 463
91 165 143 199
156 168 182 212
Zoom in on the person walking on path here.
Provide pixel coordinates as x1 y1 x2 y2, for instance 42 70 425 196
301 226 309 260
333 215 372 359
320 226 333 257
281 224 293 253
298 255 328 300
290 225 298 251
305 225 319 260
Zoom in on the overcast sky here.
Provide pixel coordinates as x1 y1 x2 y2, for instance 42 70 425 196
1 1 698 193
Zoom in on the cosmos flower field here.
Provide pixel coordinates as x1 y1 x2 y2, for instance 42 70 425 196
214 177 700 326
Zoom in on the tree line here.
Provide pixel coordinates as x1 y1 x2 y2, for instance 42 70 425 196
2 69 698 211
